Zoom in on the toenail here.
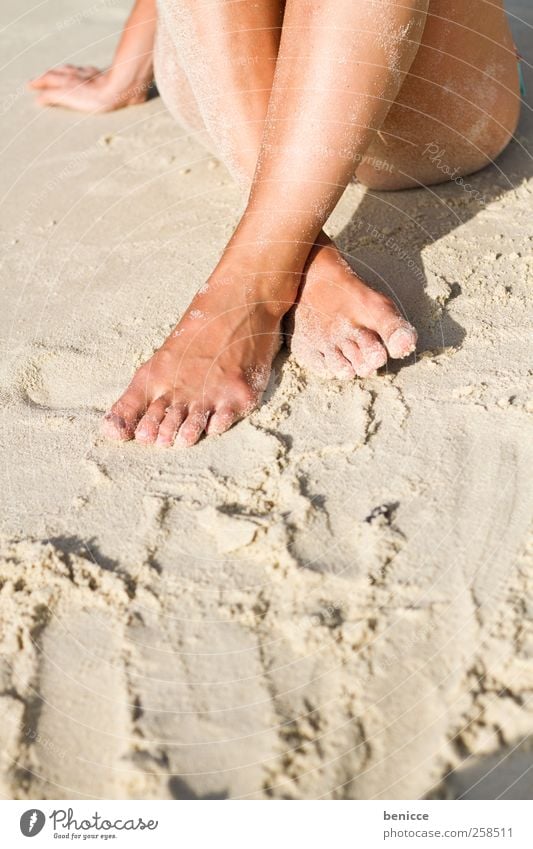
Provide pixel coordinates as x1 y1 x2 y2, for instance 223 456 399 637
107 413 125 426
388 327 416 357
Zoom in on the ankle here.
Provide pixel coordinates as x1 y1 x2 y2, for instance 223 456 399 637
217 256 302 303
206 251 301 321
228 210 315 276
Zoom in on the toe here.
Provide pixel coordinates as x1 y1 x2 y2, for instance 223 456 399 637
354 329 388 372
341 339 375 378
361 292 417 360
384 321 418 359
176 407 210 448
135 397 168 444
290 337 329 376
324 347 355 380
206 406 237 436
101 388 147 441
155 403 187 447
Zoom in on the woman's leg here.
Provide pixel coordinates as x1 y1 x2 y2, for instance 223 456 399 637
154 0 283 186
102 0 517 447
287 0 520 365
152 0 418 379
102 0 430 446
151 0 519 385
103 1 291 445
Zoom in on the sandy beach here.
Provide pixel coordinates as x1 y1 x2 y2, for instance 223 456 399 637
0 0 532 800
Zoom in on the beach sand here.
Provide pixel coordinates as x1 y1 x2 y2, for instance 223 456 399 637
0 0 532 800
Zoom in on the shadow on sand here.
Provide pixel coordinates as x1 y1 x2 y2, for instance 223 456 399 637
427 736 533 800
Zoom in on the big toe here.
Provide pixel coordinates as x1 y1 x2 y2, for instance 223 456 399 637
101 390 147 441
365 293 417 360
385 322 418 359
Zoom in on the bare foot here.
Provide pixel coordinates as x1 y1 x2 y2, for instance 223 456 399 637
287 239 417 379
101 258 297 447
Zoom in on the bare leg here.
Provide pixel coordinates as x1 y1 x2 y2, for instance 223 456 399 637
153 0 283 185
153 0 519 377
103 0 518 447
227 0 430 298
288 0 520 370
153 0 418 380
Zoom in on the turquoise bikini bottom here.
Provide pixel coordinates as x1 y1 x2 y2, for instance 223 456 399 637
518 52 527 97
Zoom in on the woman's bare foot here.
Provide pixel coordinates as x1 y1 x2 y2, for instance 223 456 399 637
101 257 298 447
102 235 417 449
287 240 417 380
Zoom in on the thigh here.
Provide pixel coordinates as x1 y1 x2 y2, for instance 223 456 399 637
356 0 521 190
153 0 284 183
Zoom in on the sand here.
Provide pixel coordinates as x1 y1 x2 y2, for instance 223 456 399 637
0 0 532 800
